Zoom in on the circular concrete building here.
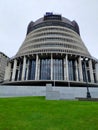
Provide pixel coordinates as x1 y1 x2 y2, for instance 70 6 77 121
4 13 98 86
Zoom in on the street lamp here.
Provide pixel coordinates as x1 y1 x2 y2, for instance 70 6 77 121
84 59 91 98
53 62 55 87
87 86 91 98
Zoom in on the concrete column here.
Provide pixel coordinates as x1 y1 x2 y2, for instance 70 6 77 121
4 62 11 81
22 56 26 80
12 59 17 81
17 65 20 81
95 63 98 83
75 60 78 81
78 56 83 82
26 59 29 80
37 58 40 80
89 59 94 82
84 60 88 82
35 54 39 80
66 54 69 81
51 54 53 80
64 56 66 80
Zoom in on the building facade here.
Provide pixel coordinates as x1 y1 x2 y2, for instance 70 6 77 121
0 52 9 83
4 13 98 86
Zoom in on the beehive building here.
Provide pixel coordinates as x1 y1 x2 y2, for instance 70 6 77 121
4 13 98 86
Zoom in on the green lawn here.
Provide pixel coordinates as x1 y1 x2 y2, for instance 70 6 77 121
0 96 98 130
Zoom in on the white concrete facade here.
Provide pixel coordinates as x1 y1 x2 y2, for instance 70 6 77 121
0 52 9 82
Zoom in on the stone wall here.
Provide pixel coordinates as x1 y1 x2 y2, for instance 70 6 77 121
0 85 98 99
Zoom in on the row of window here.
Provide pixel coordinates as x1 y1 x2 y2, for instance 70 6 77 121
28 21 80 35
44 14 62 21
23 38 82 51
21 43 83 52
25 37 79 45
26 31 80 46
30 26 78 37
28 31 75 39
19 40 85 53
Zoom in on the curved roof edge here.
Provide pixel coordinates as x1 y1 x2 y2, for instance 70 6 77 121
92 56 98 62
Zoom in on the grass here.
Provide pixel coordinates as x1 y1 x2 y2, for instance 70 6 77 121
0 96 98 130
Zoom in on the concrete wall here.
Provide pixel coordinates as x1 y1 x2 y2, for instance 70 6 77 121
0 85 98 99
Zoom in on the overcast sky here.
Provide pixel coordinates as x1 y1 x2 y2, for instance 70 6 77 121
0 0 98 59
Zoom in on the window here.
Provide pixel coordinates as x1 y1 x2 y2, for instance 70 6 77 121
40 59 51 80
68 60 76 81
28 59 36 80
53 59 64 80
82 61 87 82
